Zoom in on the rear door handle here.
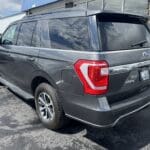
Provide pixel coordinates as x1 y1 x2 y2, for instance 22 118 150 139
27 57 35 62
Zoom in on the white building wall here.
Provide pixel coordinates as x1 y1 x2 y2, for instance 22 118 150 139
0 13 25 34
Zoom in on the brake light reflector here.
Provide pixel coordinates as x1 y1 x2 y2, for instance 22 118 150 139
74 60 109 95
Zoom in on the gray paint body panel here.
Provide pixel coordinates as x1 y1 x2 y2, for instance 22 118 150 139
0 11 150 127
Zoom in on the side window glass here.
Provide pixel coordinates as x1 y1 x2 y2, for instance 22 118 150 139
31 23 40 47
17 22 36 46
2 25 17 45
40 20 50 48
48 17 91 51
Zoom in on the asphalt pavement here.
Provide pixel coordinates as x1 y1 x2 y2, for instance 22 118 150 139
0 86 150 150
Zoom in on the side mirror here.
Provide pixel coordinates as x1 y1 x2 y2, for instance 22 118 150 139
2 39 13 45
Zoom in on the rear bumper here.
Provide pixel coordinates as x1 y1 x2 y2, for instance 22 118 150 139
66 101 150 128
62 88 150 128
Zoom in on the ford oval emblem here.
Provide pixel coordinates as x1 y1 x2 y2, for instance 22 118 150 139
143 51 150 57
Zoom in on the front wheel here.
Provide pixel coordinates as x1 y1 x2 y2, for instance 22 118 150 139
35 83 67 130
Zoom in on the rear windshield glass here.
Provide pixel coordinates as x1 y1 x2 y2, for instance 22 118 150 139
98 14 150 51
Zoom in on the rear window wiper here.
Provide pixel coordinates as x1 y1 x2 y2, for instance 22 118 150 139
131 40 147 48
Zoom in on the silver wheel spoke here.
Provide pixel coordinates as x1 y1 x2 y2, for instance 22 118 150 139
40 106 46 111
45 108 48 119
47 101 53 107
38 92 54 120
47 107 53 118
43 93 47 103
38 97 46 105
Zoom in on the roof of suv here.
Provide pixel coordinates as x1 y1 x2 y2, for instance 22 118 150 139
13 9 149 24
23 9 94 20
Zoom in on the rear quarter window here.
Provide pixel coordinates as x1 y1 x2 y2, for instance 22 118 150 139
48 17 91 51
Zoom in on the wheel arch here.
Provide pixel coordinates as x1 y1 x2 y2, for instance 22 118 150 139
30 71 57 95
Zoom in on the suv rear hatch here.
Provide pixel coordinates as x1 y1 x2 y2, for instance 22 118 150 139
97 13 150 105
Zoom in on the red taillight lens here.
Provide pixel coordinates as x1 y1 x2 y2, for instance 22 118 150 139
74 60 109 95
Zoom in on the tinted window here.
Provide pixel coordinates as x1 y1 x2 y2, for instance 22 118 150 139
2 24 17 45
49 17 90 51
98 15 150 51
17 22 36 46
40 20 50 48
31 23 40 47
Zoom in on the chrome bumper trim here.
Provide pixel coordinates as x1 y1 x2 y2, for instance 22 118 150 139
110 60 150 75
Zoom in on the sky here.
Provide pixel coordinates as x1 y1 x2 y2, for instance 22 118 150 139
0 0 21 17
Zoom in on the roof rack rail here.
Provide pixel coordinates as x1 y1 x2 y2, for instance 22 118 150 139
23 8 87 19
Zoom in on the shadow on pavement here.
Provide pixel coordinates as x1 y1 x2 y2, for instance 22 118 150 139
12 89 150 150
52 106 150 150
85 107 150 150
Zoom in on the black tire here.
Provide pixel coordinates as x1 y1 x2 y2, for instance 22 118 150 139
35 83 67 130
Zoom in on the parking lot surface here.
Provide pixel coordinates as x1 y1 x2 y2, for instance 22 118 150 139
0 86 150 150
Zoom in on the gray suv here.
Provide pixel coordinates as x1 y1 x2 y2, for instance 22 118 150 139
0 10 150 130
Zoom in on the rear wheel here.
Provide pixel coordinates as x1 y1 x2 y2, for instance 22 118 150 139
35 83 67 130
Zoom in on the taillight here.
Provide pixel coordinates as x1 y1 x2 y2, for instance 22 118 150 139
74 60 109 95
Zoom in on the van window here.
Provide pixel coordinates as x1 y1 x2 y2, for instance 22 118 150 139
17 22 37 46
48 17 91 51
2 24 17 45
98 14 150 51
